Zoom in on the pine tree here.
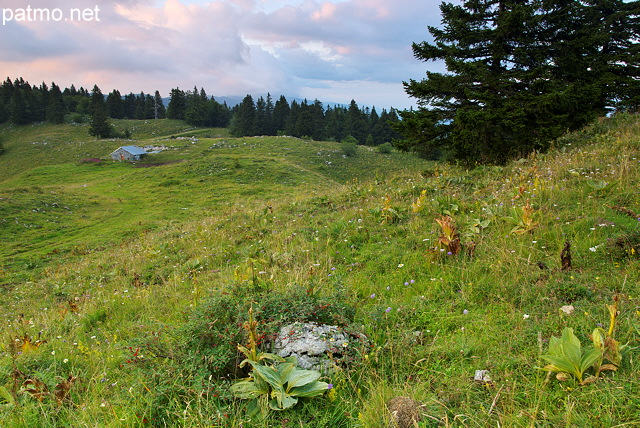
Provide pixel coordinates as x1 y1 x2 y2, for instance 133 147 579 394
0 78 14 123
396 0 640 163
208 98 230 127
9 89 28 125
88 85 112 138
272 95 290 134
185 87 208 126
265 93 275 135
106 90 125 119
123 93 136 119
345 100 367 144
153 91 166 119
166 88 187 120
255 96 267 135
229 95 256 137
46 83 65 124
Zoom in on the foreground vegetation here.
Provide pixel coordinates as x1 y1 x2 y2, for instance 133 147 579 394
0 114 639 426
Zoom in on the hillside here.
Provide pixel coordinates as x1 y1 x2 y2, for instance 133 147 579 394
0 120 425 277
0 114 639 427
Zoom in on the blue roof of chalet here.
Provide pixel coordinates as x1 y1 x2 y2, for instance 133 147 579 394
117 146 147 155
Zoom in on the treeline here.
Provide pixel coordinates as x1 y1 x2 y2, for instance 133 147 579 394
0 77 169 125
0 77 401 146
225 94 402 145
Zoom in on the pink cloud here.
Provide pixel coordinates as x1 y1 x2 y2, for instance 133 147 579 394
0 0 453 108
311 2 337 21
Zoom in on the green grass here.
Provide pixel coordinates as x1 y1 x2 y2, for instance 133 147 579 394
0 115 639 427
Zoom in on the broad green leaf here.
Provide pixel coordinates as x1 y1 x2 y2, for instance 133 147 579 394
284 355 298 365
281 394 298 409
246 399 260 418
591 328 606 350
275 362 297 384
540 355 579 377
253 364 285 391
289 381 330 397
231 380 263 399
547 335 562 356
286 368 321 389
269 394 298 410
560 328 582 370
580 347 603 373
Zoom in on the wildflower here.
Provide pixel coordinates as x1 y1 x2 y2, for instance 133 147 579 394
463 309 469 315
370 293 376 298
327 384 333 390
523 314 530 320
385 307 392 313
410 279 415 284
398 264 404 268
404 281 409 286
63 358 68 363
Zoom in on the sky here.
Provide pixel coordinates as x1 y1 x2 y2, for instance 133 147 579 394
0 0 451 109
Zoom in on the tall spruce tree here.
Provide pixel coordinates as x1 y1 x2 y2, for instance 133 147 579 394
9 89 28 125
396 0 640 164
272 95 290 134
46 83 65 124
229 95 257 137
166 87 187 120
153 91 166 119
185 87 208 126
106 90 125 119
88 85 112 138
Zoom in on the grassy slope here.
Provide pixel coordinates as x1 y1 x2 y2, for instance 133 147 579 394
0 120 420 275
0 115 639 426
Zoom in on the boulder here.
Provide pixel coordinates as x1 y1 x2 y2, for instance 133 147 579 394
273 322 365 372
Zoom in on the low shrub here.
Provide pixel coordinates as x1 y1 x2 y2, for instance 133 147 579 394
377 142 393 154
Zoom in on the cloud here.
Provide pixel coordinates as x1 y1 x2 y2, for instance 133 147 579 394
0 0 451 108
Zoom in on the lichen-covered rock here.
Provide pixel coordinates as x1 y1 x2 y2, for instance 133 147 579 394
273 322 366 372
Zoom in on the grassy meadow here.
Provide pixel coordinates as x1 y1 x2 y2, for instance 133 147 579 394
0 114 639 427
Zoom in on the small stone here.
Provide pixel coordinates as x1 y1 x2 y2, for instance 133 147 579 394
474 370 492 383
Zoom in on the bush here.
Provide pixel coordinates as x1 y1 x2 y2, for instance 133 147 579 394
341 137 359 157
176 287 358 379
377 142 393 154
68 113 85 124
341 135 359 145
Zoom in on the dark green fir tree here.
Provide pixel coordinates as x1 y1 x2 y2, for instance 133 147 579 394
395 0 640 164
88 85 112 139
